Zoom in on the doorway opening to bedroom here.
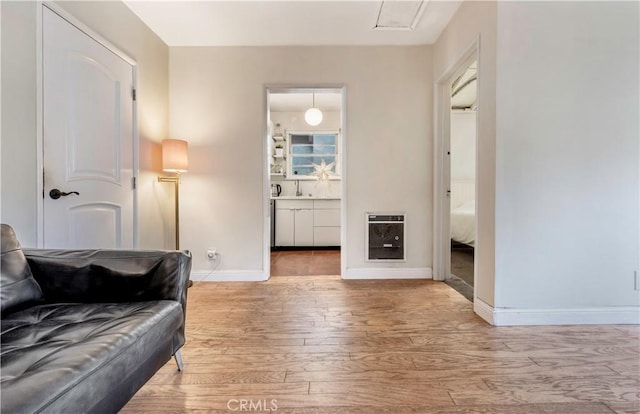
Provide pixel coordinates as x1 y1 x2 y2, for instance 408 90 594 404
446 61 477 300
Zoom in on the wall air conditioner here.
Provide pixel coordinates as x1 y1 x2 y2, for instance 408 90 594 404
366 213 405 261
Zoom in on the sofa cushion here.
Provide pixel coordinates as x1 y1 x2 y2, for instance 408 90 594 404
0 300 183 413
1 224 43 314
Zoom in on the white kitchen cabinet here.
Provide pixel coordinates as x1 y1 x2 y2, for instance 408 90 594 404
294 208 314 246
314 227 340 246
274 199 340 247
275 199 314 247
275 208 294 246
313 199 341 246
313 209 340 227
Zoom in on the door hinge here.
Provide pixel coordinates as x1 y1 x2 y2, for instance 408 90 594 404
132 88 137 101
131 176 136 190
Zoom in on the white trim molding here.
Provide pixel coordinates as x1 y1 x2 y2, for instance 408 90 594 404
344 267 432 280
191 270 268 282
432 36 480 282
473 297 495 325
474 298 639 326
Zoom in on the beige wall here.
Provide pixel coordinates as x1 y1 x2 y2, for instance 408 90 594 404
433 1 497 306
1 1 38 245
0 1 171 249
170 46 432 275
494 1 639 310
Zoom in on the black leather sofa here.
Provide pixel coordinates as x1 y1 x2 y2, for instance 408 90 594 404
0 224 192 413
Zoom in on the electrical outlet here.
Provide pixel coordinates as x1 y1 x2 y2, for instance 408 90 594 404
207 249 217 260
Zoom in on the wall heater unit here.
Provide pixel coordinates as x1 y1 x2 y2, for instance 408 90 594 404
366 213 405 261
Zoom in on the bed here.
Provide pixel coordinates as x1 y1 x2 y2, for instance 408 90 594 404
450 180 475 246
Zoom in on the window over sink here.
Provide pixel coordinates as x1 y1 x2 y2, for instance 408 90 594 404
287 131 340 179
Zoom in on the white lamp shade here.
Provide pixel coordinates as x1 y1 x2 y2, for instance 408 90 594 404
162 139 189 172
305 107 323 126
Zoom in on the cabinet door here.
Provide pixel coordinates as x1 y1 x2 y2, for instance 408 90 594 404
294 209 314 246
275 208 294 246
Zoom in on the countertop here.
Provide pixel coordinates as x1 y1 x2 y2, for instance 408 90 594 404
271 196 341 200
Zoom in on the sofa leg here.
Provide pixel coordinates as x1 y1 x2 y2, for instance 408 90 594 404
174 350 184 371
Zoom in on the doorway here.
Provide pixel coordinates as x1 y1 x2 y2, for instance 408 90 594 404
433 41 478 302
447 61 477 300
264 87 346 278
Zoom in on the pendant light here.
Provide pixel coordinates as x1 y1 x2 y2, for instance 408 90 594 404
304 93 323 126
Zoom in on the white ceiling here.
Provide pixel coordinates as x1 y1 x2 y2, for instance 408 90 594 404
451 60 476 110
123 1 462 47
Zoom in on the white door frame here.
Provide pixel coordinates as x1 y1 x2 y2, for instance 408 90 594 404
433 38 479 290
263 85 347 279
36 1 139 248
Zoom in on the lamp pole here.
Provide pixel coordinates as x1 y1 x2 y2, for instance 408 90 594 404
174 172 180 250
157 172 181 250
158 138 188 251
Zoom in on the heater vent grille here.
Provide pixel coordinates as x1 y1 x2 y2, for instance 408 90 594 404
366 213 405 261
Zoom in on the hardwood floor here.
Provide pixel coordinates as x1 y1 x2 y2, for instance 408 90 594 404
450 243 474 286
271 250 340 277
121 277 640 413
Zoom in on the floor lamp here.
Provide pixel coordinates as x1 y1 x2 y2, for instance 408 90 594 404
158 139 189 250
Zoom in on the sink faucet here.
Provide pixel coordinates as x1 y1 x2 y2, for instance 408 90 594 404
295 179 302 196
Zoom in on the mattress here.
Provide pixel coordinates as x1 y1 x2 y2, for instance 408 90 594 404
451 199 475 246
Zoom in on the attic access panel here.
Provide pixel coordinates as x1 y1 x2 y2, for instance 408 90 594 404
373 1 426 31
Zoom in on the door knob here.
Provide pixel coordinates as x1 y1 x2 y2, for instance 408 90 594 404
49 189 80 199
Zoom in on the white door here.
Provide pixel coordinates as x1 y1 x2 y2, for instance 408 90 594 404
43 7 136 249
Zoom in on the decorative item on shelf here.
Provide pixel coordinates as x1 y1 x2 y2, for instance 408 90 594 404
305 93 323 126
274 123 283 138
157 139 188 250
272 128 285 157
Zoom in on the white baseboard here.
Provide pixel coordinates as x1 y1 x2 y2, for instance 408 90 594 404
190 270 268 282
473 297 495 325
343 267 432 280
474 298 639 326
192 268 432 282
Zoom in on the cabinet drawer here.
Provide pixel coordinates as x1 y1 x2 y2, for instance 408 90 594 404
314 209 340 227
314 227 340 246
314 199 340 209
276 199 314 210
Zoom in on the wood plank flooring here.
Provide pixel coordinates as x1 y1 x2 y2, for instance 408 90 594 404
121 276 640 413
270 250 340 277
450 243 474 286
